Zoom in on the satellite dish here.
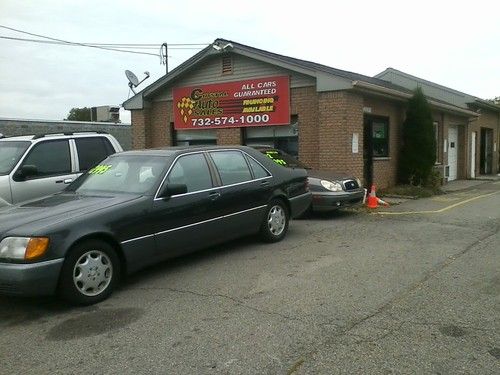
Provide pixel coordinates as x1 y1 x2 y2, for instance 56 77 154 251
125 70 139 87
125 69 150 95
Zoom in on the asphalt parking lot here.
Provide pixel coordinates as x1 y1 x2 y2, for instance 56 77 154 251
1 181 499 374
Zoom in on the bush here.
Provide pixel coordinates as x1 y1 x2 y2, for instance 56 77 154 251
398 88 436 186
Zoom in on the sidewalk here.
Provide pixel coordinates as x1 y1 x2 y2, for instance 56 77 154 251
442 175 500 193
378 175 499 206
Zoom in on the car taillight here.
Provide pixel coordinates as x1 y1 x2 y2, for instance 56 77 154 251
305 179 310 192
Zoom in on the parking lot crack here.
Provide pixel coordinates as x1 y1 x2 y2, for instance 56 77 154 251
162 287 310 324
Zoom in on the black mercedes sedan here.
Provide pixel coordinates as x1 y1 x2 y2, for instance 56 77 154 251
254 147 365 213
0 146 311 305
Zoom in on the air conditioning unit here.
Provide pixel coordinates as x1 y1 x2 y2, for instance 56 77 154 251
90 106 121 123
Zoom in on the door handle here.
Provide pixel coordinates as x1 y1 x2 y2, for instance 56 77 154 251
56 179 73 184
260 180 270 187
209 191 220 200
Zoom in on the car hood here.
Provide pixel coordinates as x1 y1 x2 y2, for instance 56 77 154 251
307 169 357 181
0 192 141 235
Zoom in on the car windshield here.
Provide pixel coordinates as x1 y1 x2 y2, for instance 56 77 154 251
259 148 309 169
67 154 169 195
0 141 30 175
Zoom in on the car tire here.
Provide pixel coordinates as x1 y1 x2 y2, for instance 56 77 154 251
260 199 289 243
59 239 120 305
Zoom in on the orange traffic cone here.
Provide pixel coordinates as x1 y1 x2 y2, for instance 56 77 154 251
377 197 389 207
366 184 379 209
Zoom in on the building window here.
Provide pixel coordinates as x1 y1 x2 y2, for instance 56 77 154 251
173 128 217 146
372 118 389 157
243 116 299 157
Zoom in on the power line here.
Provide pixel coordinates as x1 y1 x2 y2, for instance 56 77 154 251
85 43 208 47
0 36 206 50
0 25 162 57
0 24 209 70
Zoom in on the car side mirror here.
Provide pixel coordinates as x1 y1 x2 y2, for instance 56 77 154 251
15 165 38 180
157 183 187 199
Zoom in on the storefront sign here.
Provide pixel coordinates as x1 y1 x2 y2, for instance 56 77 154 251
173 76 290 129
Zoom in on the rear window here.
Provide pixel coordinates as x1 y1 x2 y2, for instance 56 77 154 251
210 151 253 185
259 149 308 169
75 137 114 171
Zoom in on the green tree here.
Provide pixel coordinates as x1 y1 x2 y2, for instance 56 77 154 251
488 96 500 105
398 87 436 186
65 107 91 121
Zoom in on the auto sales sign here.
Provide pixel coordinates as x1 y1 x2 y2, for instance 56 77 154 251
173 76 290 129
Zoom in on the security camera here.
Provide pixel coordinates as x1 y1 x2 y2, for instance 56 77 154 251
212 42 233 51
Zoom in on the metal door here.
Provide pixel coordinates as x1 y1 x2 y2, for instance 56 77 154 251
10 139 77 203
480 128 493 174
470 132 476 178
447 126 458 181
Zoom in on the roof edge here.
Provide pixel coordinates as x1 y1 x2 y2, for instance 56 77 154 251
375 67 473 100
353 81 479 117
469 98 500 112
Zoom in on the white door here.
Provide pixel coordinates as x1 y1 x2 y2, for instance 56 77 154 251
448 126 458 181
10 139 77 203
470 131 476 179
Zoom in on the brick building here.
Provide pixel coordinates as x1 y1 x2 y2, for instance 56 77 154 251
375 68 499 180
124 39 498 188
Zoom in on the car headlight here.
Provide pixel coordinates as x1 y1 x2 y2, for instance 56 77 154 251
0 237 50 260
320 180 343 192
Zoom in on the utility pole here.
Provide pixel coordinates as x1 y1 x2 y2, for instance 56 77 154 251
162 43 168 74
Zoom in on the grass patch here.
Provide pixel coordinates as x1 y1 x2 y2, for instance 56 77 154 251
379 184 443 199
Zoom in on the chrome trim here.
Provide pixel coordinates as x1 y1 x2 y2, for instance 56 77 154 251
224 204 266 218
121 233 154 245
289 192 312 202
342 179 360 191
156 205 267 235
121 205 267 243
0 258 64 267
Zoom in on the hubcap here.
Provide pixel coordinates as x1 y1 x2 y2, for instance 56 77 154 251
73 250 113 297
267 205 285 236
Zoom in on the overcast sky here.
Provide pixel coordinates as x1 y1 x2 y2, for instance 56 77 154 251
1 0 498 124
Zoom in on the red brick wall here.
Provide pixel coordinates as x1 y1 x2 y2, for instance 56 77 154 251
216 128 242 145
291 86 319 168
150 100 173 148
131 109 150 149
135 86 481 189
317 91 364 179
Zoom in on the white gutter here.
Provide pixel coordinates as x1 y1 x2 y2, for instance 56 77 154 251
352 81 479 117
